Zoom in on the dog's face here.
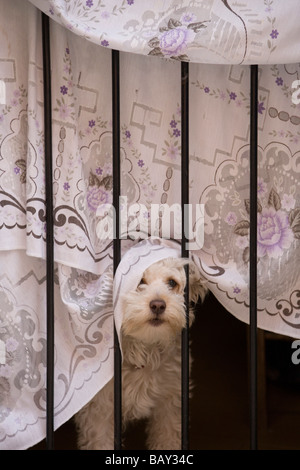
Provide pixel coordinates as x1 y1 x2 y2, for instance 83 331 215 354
121 258 207 345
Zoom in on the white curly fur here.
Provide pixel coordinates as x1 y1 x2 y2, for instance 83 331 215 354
75 258 207 450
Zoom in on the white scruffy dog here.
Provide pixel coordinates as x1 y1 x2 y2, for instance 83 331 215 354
75 257 207 450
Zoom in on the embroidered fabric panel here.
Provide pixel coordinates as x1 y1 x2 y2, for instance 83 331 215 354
0 0 299 449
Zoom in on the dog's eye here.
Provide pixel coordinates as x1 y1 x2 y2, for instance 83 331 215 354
139 278 146 286
168 279 177 289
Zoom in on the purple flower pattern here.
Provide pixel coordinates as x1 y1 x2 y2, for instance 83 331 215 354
180 13 196 25
257 177 267 196
159 27 195 58
148 15 208 61
270 29 279 39
258 102 266 114
87 186 110 212
193 81 269 116
233 185 299 261
86 169 113 213
281 194 295 211
225 212 237 226
10 98 18 107
54 48 75 123
121 125 157 205
257 207 293 258
60 85 68 95
166 144 179 160
162 107 181 162
266 11 279 56
59 104 71 119
233 286 241 294
6 337 19 352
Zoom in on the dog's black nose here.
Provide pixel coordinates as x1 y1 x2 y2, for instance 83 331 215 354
149 299 166 315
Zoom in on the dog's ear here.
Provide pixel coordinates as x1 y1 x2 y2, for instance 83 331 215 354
188 261 208 305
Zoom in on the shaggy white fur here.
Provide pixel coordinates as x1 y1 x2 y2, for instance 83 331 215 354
75 257 207 450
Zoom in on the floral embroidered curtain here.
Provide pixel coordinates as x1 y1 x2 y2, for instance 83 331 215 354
0 0 299 450
29 0 300 65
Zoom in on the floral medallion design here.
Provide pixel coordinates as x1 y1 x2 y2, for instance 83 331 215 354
0 287 47 428
233 186 298 262
201 142 300 325
148 13 209 61
87 170 113 213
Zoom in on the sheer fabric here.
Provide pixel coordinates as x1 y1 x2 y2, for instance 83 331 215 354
0 0 299 449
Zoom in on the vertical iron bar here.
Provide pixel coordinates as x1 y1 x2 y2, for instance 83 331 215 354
42 12 55 450
249 64 258 450
181 60 189 450
112 49 122 450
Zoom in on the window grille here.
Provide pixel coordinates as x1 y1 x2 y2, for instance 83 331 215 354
41 13 258 451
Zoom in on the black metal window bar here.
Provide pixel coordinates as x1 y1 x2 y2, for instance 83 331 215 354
42 13 54 451
41 14 258 451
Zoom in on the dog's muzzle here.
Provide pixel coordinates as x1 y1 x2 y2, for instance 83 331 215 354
150 299 166 315
149 299 166 326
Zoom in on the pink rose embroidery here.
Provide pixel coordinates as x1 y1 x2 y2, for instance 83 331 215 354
148 17 208 60
225 211 237 226
257 207 294 259
87 187 111 212
159 27 195 57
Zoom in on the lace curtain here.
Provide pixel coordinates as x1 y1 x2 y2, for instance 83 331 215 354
0 0 299 449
